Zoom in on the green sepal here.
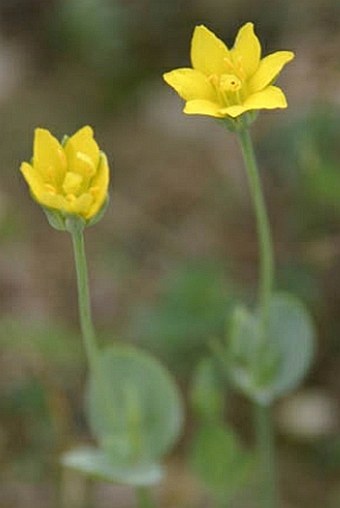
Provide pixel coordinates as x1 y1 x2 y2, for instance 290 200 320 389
43 201 108 232
86 345 184 470
42 208 87 233
219 111 259 133
61 446 163 486
65 215 86 234
225 292 316 405
43 208 68 231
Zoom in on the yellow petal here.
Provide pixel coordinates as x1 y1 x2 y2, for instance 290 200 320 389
21 162 45 197
21 162 66 210
243 85 288 110
40 193 68 211
231 22 261 78
184 99 224 118
163 68 217 102
86 152 110 219
248 51 295 92
68 151 97 181
69 193 94 217
33 128 66 184
220 105 248 118
64 126 100 173
191 25 230 76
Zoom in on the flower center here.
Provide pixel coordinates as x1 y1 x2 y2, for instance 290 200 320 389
206 49 251 110
219 74 242 92
209 72 244 108
62 172 83 196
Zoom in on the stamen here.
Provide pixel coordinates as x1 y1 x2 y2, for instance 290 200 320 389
89 186 100 196
208 74 219 86
223 56 235 71
44 183 56 194
234 56 246 80
76 152 96 177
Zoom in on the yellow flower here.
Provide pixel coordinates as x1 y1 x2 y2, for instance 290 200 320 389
21 126 109 224
163 22 294 119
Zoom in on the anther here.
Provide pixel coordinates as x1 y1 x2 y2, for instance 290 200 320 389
44 183 56 194
90 186 100 196
208 74 219 86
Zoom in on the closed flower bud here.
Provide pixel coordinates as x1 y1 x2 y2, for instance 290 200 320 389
21 126 109 229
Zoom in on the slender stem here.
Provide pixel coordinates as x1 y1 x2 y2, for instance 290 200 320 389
136 486 155 508
236 128 277 508
70 221 98 372
254 404 277 508
70 222 156 506
237 128 274 327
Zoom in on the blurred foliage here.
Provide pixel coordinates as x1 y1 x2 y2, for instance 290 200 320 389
314 437 340 471
52 0 131 75
0 316 82 371
1 378 55 480
0 318 84 479
189 357 253 504
129 260 237 377
47 0 190 104
260 106 340 234
190 422 253 503
190 357 226 422
277 261 321 308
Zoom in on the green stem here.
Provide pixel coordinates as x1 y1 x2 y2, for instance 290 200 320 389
237 128 274 327
70 220 155 506
69 219 98 372
136 486 155 508
254 404 277 508
236 128 277 508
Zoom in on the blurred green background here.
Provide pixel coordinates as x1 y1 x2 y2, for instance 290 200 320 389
1 0 340 506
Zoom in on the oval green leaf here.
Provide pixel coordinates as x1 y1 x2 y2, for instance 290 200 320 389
190 422 253 498
227 293 316 405
87 345 184 468
266 292 316 400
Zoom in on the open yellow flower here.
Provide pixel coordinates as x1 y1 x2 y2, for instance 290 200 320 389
163 22 294 119
21 126 109 224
